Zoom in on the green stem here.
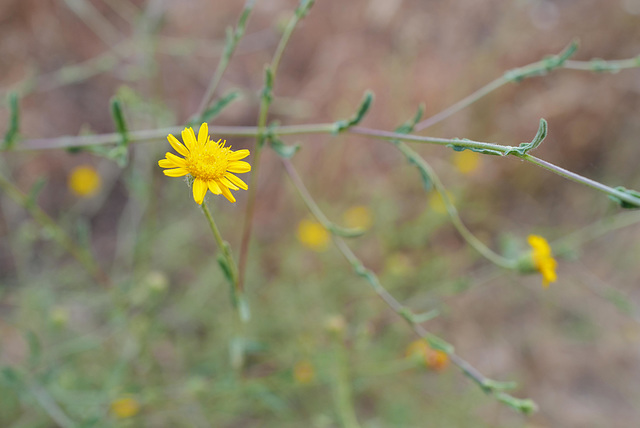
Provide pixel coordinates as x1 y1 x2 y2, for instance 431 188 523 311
413 46 639 132
521 154 640 208
14 123 640 209
201 202 239 287
331 339 362 428
237 3 313 291
27 383 77 428
415 77 506 131
193 0 255 120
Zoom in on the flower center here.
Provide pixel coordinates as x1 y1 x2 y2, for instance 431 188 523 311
185 143 230 181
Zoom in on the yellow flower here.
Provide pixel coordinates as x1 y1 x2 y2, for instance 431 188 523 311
343 205 373 230
110 396 140 419
158 123 251 204
293 360 315 385
297 219 330 252
452 150 481 175
68 165 101 197
428 191 453 215
528 234 557 288
405 340 449 371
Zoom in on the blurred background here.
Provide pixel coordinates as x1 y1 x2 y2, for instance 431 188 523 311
1 0 640 426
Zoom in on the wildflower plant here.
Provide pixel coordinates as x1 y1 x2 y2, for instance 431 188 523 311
2 0 640 426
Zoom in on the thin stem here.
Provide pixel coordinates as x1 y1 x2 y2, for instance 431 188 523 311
0 173 110 287
63 0 123 47
414 50 640 132
14 123 640 209
522 154 640 208
553 210 640 255
27 383 77 428
415 77 507 131
563 57 640 71
331 339 362 428
193 0 255 120
201 202 239 287
237 3 312 292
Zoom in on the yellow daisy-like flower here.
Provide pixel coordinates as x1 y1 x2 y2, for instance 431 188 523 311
528 234 558 288
405 339 449 371
68 165 101 197
343 205 373 230
452 150 481 175
297 219 330 252
158 123 251 204
293 360 315 385
110 396 140 419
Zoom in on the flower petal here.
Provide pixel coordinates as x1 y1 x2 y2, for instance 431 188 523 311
228 149 250 161
217 181 236 203
197 123 209 147
182 127 197 151
227 161 251 174
224 173 248 190
163 168 189 177
165 152 187 167
208 180 222 195
192 178 208 204
168 134 189 156
220 177 239 190
159 158 179 168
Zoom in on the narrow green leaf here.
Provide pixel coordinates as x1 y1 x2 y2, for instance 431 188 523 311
504 40 579 82
482 379 518 392
26 177 46 209
217 253 234 287
109 98 129 166
3 92 19 149
425 334 454 354
295 0 315 18
327 223 365 238
332 91 374 134
237 0 255 33
609 186 640 209
110 98 128 146
261 66 274 107
411 309 440 323
269 135 300 159
195 91 241 125
393 105 431 189
394 103 424 135
447 140 505 156
407 157 433 190
495 392 538 415
507 118 548 155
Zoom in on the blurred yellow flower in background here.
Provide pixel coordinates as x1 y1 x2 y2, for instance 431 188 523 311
297 219 330 251
110 396 140 419
405 339 449 371
343 205 373 230
293 360 315 384
528 234 557 288
158 123 251 204
385 253 412 277
452 150 481 174
68 165 101 197
428 191 453 215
